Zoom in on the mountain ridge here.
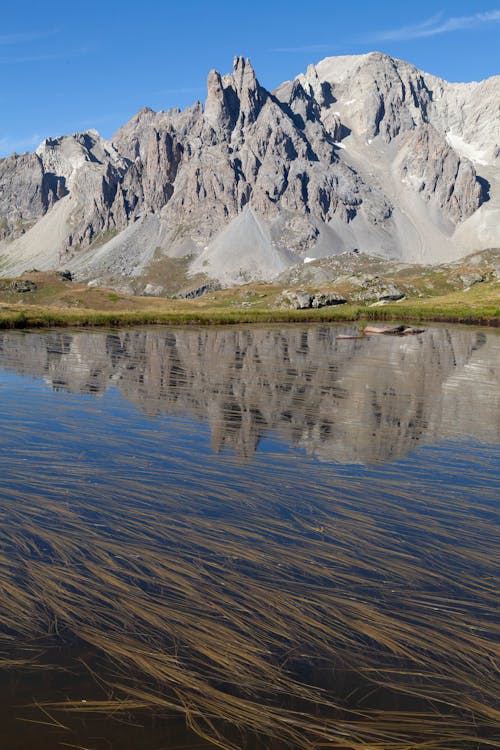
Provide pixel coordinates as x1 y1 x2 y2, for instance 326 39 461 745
0 52 498 292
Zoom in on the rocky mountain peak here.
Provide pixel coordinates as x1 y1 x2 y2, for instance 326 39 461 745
232 55 255 90
205 56 267 135
0 53 498 287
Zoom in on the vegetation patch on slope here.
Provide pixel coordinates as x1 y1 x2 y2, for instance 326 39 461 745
0 250 498 329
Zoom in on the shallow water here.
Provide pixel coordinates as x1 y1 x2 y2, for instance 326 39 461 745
0 324 498 750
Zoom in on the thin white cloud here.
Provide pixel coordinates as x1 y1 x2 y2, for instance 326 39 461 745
0 29 59 46
367 10 500 41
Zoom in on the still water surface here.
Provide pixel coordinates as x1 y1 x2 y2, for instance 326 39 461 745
0 325 498 750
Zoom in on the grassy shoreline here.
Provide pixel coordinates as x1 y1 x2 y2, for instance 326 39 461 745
0 300 498 329
0 271 498 329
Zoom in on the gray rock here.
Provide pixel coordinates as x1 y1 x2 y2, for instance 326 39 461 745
175 282 221 299
281 290 347 309
11 280 37 293
0 52 497 287
311 292 347 307
397 124 484 224
143 283 164 296
459 272 484 287
281 291 313 309
0 152 65 240
378 292 405 302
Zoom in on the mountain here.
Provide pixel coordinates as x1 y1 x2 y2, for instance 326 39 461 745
0 53 499 291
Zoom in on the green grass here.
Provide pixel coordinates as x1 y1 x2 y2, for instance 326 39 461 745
87 228 119 250
0 270 497 329
134 253 207 296
0 299 498 330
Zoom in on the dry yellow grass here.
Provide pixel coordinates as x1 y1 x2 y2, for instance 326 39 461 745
0 271 498 327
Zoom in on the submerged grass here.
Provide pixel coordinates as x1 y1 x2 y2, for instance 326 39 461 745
0 433 498 749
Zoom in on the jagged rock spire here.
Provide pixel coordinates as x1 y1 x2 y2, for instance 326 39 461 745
205 56 266 134
0 53 494 284
231 56 266 126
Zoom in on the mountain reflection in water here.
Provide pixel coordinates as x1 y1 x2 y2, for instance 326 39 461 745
0 325 498 463
0 325 498 750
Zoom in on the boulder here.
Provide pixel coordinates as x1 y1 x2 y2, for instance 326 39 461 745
281 290 347 309
311 292 347 308
378 292 405 302
281 291 313 309
459 272 484 287
11 280 37 293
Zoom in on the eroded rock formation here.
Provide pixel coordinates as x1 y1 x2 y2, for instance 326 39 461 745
0 53 498 287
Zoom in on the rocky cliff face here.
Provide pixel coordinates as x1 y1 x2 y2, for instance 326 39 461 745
0 151 63 239
0 53 498 288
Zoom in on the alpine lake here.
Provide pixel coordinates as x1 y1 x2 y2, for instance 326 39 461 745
0 323 498 750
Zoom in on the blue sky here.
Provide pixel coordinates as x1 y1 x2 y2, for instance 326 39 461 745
1 0 499 157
